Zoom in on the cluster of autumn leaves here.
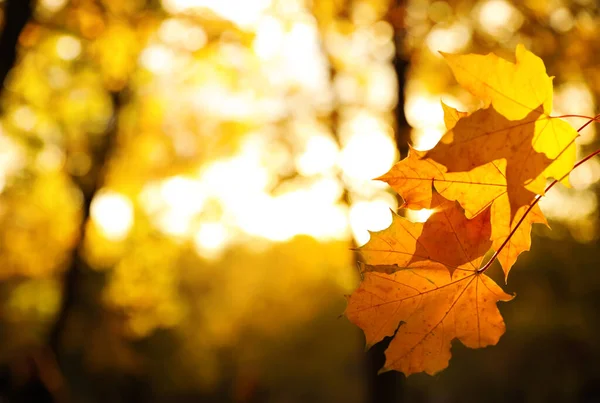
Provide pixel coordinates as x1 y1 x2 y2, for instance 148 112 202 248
345 45 581 375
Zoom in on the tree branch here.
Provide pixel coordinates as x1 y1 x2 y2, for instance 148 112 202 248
48 89 123 369
0 0 32 97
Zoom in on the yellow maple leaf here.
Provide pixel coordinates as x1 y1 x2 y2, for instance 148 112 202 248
441 44 578 188
380 46 576 277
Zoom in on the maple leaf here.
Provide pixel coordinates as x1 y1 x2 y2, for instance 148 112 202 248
379 45 573 277
346 268 512 375
428 104 552 276
380 108 549 276
441 44 577 189
347 194 513 375
360 194 491 275
347 44 598 377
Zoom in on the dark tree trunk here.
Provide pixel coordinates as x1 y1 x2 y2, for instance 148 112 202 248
365 1 410 402
0 0 32 95
0 3 55 403
47 89 123 403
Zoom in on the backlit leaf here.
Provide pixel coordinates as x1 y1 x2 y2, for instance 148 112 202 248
346 267 513 375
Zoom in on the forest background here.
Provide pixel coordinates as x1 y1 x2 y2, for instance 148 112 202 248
0 0 599 402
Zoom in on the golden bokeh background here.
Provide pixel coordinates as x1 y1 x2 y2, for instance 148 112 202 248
0 0 599 402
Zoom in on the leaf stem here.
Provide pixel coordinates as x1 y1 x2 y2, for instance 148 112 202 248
478 114 600 274
554 114 600 124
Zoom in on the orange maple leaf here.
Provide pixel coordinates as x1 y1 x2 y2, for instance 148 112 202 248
360 194 491 275
346 268 512 375
347 195 513 375
428 104 552 276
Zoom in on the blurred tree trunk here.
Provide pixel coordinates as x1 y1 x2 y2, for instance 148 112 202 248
0 0 31 94
0 2 122 400
47 85 124 403
364 2 410 403
0 4 56 402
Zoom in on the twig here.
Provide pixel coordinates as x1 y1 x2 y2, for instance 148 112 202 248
478 114 600 274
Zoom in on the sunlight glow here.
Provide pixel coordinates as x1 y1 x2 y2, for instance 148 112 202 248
477 0 523 39
140 176 206 237
159 19 208 51
284 21 327 90
91 190 134 241
200 149 271 205
194 222 229 259
253 16 285 60
365 64 398 110
339 113 397 180
56 36 82 61
539 187 597 222
570 158 600 190
538 187 598 242
128 0 398 248
550 7 574 33
411 127 444 151
349 200 395 246
161 0 272 29
405 92 445 129
155 210 192 237
236 178 349 242
296 135 339 176
405 88 462 151
405 208 436 223
35 145 64 171
426 21 471 55
160 176 206 216
139 45 175 74
554 82 596 145
0 133 26 194
40 0 68 12
12 106 37 131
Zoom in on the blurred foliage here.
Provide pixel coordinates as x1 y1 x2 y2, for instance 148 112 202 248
0 0 598 402
1 0 397 401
